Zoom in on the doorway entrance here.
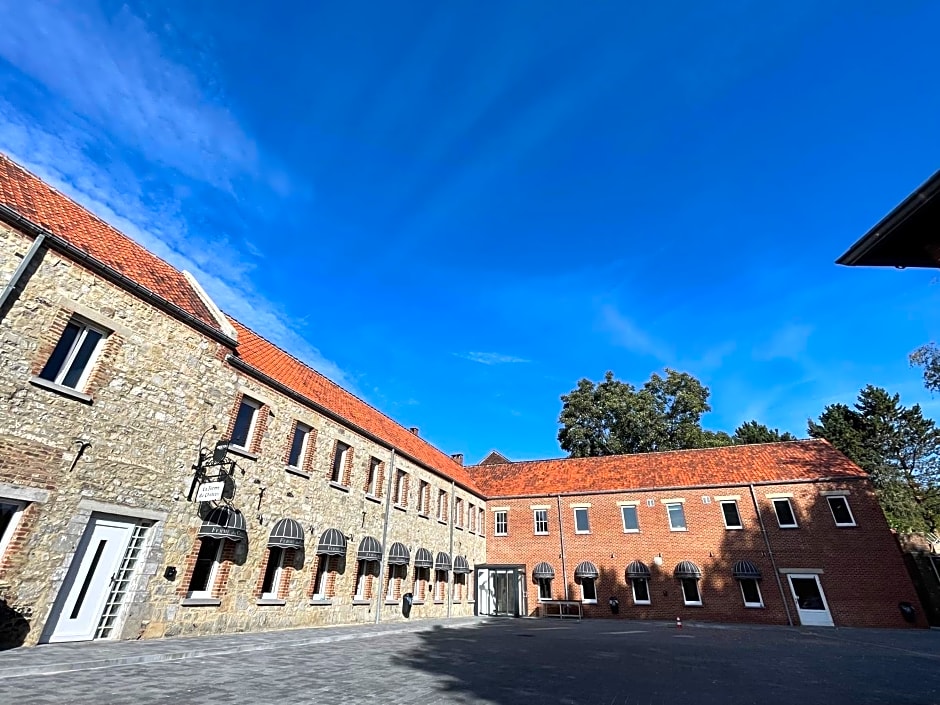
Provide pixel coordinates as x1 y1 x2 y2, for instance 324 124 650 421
474 565 526 617
787 573 834 627
44 514 150 642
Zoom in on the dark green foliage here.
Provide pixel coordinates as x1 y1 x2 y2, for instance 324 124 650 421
808 385 940 532
732 421 797 445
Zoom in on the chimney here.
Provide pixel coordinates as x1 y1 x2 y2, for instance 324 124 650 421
409 427 419 436
451 453 464 465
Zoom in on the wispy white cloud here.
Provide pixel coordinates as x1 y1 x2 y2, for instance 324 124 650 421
599 304 673 361
456 352 530 365
754 323 814 361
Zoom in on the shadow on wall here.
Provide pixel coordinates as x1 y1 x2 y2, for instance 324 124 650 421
0 596 30 650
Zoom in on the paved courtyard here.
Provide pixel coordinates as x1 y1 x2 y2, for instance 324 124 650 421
0 618 938 704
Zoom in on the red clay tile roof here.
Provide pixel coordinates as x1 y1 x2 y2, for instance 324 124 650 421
229 318 482 495
0 154 222 334
470 440 866 497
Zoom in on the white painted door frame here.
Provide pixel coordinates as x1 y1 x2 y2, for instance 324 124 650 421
787 573 834 627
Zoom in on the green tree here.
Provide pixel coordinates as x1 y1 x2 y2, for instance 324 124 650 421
732 421 797 445
910 343 940 392
557 369 731 456
807 385 940 532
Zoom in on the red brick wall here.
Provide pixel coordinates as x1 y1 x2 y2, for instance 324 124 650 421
484 478 924 628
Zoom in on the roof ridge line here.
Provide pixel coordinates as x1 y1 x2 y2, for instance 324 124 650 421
226 314 462 469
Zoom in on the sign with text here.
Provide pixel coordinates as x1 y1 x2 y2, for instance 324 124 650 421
195 481 225 502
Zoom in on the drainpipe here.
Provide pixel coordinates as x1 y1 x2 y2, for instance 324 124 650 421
0 233 44 315
374 450 396 624
447 480 455 618
556 495 569 600
749 483 792 626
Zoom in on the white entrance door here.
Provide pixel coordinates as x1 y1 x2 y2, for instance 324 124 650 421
49 517 134 642
787 574 834 627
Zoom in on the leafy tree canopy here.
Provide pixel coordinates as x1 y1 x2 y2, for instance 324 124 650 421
808 385 940 532
732 421 797 445
558 369 733 456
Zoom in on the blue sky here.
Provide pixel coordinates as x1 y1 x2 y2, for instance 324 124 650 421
1 1 939 463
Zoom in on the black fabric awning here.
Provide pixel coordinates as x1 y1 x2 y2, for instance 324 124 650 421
268 518 304 549
674 560 702 579
453 555 471 574
357 536 382 562
532 562 555 580
626 560 651 579
316 528 347 556
434 552 452 572
574 561 599 579
414 548 433 568
197 507 248 543
732 560 761 579
388 542 410 566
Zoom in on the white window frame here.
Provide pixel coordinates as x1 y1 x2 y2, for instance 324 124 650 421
580 577 597 604
467 503 475 533
537 577 552 601
394 470 407 507
620 505 640 533
39 317 108 391
366 458 381 497
231 397 261 451
630 578 651 605
287 423 311 469
533 509 549 535
187 538 224 599
0 500 26 561
386 563 404 600
311 556 330 599
680 578 702 606
772 498 798 528
331 441 349 484
455 498 463 528
355 559 371 599
665 502 687 531
260 547 285 600
418 481 430 515
573 507 591 534
739 578 764 608
930 556 940 584
720 500 743 529
437 490 447 521
826 496 856 527
494 510 508 536
479 508 485 535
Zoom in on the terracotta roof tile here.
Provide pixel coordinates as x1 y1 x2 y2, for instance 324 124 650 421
228 318 482 495
469 440 865 497
0 154 221 334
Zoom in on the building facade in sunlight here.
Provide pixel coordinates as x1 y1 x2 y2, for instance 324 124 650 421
0 153 925 648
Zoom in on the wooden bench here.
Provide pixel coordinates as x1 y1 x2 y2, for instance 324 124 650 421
538 600 583 620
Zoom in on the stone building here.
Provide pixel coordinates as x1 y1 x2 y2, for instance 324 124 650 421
0 154 484 648
0 153 928 648
471 442 926 629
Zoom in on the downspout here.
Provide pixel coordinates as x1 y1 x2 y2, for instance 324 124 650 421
749 483 792 626
0 233 44 314
374 450 396 624
556 495 569 600
447 480 455 618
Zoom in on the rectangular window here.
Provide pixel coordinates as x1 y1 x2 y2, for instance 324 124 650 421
581 578 597 603
260 547 284 600
437 490 447 521
434 570 447 602
287 423 311 469
631 578 650 605
533 509 549 535
355 560 370 599
394 470 407 507
537 577 552 601
721 500 743 529
681 578 701 606
773 498 798 528
468 503 475 532
573 507 591 533
366 457 381 496
0 500 26 561
413 566 429 601
386 564 405 600
666 502 687 531
453 573 466 602
827 496 856 527
740 579 763 607
330 441 349 484
455 498 463 528
621 505 640 533
479 508 485 535
230 397 261 449
494 510 508 536
187 538 223 598
418 481 430 514
311 556 330 599
38 318 107 390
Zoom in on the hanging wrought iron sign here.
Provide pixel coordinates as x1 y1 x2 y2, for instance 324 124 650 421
188 436 238 503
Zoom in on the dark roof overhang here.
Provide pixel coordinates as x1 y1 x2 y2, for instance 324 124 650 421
316 528 347 556
357 536 382 562
574 561 599 579
197 507 248 543
414 548 433 568
532 562 555 579
626 560 651 579
838 171 940 268
268 518 304 549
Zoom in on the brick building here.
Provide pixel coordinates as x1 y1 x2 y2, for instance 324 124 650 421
471 443 925 629
0 153 926 648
